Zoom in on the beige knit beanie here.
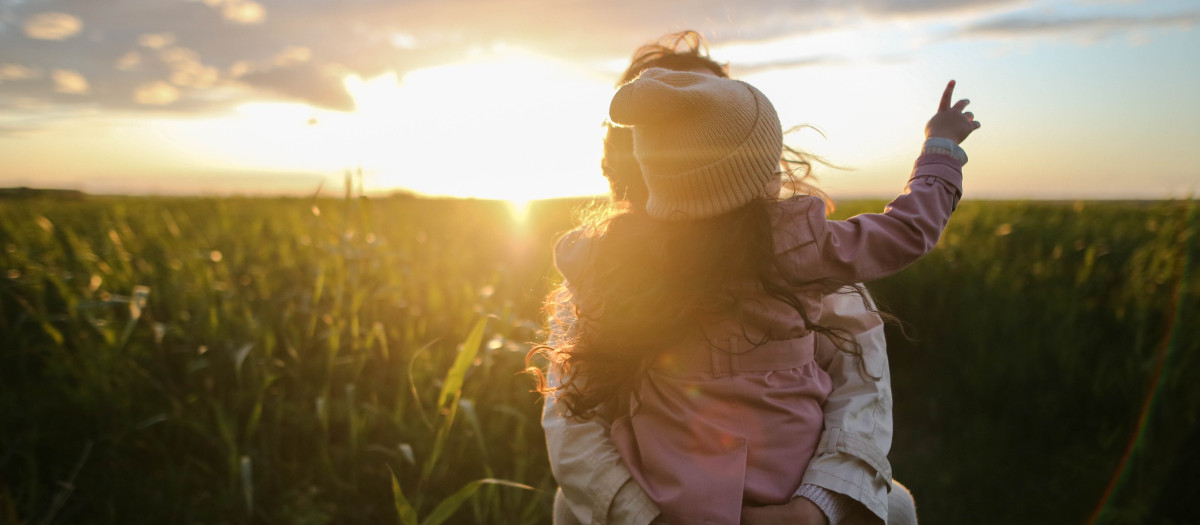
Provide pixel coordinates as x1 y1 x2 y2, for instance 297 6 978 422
609 67 783 220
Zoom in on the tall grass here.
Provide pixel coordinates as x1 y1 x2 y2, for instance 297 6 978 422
0 190 571 523
852 200 1200 524
1 195 1196 524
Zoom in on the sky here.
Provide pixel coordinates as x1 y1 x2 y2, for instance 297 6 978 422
0 0 1197 201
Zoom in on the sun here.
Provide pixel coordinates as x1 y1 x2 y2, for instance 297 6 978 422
506 198 534 224
342 45 614 202
135 44 616 199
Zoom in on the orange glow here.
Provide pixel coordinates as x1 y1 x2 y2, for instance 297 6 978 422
343 45 614 201
124 45 617 200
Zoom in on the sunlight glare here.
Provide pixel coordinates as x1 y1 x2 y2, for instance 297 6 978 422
506 198 533 224
146 102 359 177
133 46 616 199
343 45 614 200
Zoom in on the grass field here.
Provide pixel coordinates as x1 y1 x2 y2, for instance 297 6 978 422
1 193 1196 524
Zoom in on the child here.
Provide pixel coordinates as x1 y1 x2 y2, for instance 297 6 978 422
543 68 979 524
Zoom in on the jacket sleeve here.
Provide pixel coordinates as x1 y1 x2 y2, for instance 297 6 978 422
781 154 963 285
541 288 661 525
800 287 894 523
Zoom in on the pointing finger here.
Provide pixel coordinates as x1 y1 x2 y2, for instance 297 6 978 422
939 80 955 112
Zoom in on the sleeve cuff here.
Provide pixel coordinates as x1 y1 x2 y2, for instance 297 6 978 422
795 484 859 525
922 137 968 165
608 477 661 525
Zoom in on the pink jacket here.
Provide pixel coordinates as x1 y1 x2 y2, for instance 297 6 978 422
554 153 962 524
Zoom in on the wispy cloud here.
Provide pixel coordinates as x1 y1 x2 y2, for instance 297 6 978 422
857 0 1023 15
133 81 180 105
0 63 41 82
51 68 87 94
22 12 81 40
960 10 1200 40
138 33 175 50
730 54 911 75
191 0 266 25
240 62 355 111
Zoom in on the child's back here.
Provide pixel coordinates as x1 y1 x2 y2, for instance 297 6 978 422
550 68 976 524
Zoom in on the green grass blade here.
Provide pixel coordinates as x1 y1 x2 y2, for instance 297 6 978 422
420 479 535 525
240 455 253 515
421 317 487 485
406 339 440 431
389 466 418 525
435 317 487 410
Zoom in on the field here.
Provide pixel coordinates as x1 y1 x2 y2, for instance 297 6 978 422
1 194 1196 524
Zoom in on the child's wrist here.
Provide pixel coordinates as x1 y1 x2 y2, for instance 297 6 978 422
923 137 968 165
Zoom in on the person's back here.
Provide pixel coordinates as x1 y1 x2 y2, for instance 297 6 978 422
545 68 978 523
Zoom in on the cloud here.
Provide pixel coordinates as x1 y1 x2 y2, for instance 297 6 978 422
133 80 180 105
158 47 201 67
223 1 266 25
138 32 175 50
730 54 909 75
22 12 82 40
114 51 141 71
149 46 220 88
52 69 88 94
239 62 355 111
228 60 252 79
960 11 1200 39
272 45 311 67
856 0 1022 15
193 0 266 25
170 63 220 88
0 63 42 82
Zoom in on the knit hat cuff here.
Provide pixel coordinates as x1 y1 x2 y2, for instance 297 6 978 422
644 115 783 219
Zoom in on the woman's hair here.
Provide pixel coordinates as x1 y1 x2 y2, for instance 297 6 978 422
528 31 874 421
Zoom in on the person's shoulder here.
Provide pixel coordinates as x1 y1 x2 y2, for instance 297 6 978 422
770 195 827 253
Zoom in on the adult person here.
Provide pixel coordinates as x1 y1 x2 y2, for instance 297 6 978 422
541 31 922 525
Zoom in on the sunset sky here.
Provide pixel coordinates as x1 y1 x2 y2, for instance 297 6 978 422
0 0 1197 201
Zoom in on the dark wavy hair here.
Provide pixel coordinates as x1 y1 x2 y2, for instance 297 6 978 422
529 31 877 421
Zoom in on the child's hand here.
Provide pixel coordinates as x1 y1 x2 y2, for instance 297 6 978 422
925 80 981 144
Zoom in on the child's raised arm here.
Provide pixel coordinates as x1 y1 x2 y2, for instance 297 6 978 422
775 81 981 285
